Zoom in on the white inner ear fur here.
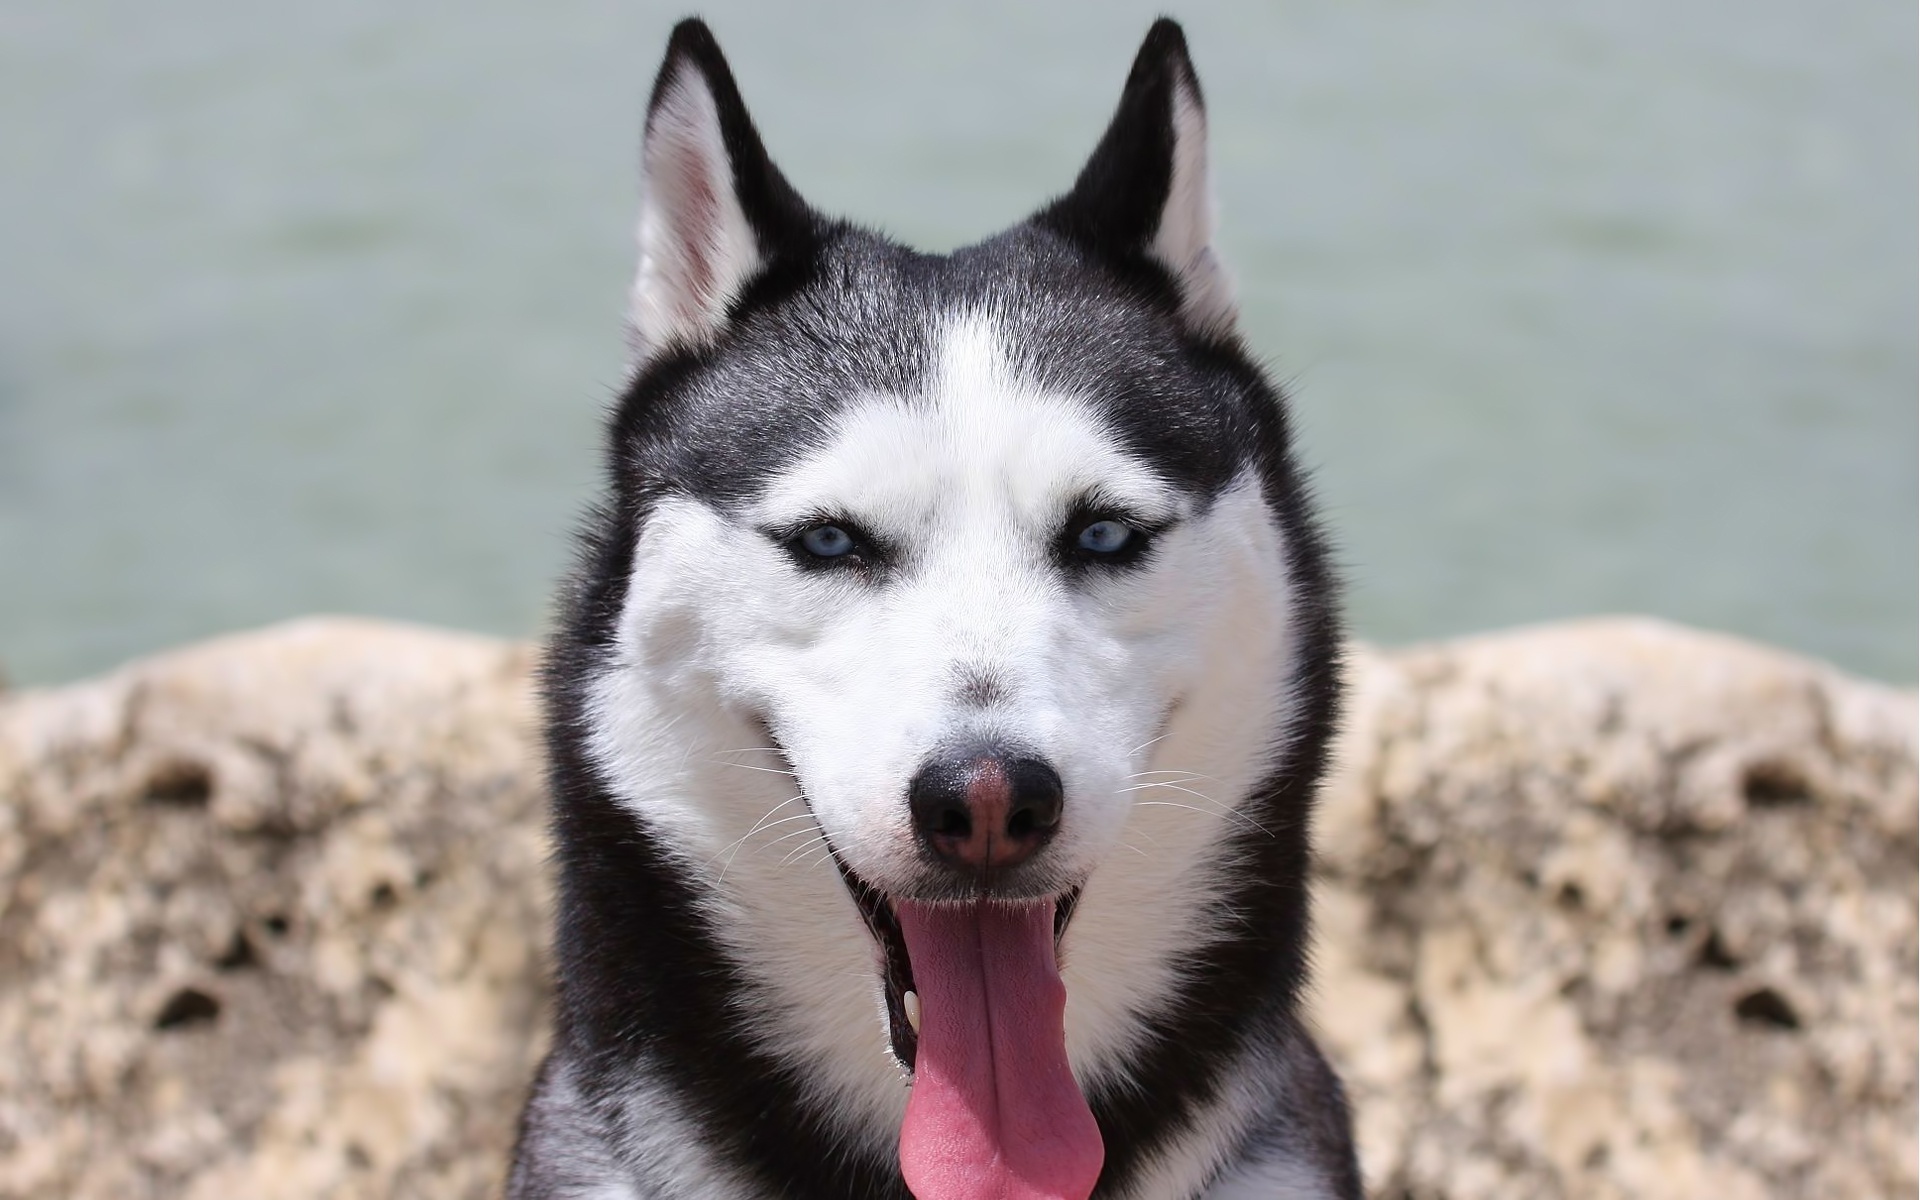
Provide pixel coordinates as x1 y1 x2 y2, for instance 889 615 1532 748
629 65 763 364
1151 76 1238 340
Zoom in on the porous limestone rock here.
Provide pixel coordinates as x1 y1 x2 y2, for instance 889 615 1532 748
0 615 1912 1198
0 620 548 1199
1312 618 1918 1200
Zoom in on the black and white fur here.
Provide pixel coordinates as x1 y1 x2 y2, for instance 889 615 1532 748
511 18 1361 1199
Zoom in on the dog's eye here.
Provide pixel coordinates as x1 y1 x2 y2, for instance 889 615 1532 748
1075 519 1136 555
797 524 857 558
774 518 888 571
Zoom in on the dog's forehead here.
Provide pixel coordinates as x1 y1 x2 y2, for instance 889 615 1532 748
753 315 1182 526
628 231 1243 510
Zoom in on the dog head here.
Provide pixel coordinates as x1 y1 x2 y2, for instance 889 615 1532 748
578 20 1316 917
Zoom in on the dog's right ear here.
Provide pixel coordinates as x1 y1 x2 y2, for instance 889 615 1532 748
628 20 813 365
1034 19 1236 342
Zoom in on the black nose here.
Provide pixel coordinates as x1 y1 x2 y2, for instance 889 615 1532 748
909 753 1063 872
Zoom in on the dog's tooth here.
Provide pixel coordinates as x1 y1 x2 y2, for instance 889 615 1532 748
904 990 921 1034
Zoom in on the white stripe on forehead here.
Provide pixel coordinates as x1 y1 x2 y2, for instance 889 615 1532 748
754 315 1181 531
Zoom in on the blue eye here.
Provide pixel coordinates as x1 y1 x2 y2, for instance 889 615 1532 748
798 524 856 558
1076 519 1134 554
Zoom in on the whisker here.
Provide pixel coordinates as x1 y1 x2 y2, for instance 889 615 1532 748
1133 779 1225 808
777 835 825 862
1126 731 1173 757
710 795 811 879
735 814 819 843
1132 793 1273 838
710 761 798 778
1123 824 1166 850
1116 777 1212 793
791 844 837 871
724 795 807 842
779 836 830 868
760 823 829 851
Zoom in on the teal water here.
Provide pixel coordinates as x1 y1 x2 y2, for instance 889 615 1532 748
1 0 1913 685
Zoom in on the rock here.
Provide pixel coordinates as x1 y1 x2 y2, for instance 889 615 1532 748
1312 618 1918 1200
0 619 548 1200
0 615 1911 1198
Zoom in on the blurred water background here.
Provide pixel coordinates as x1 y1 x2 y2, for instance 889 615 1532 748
1 0 1913 685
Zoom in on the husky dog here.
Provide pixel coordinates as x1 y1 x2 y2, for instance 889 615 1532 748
510 17 1360 1200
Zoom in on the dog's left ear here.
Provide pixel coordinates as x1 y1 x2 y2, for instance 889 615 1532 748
629 20 815 364
1035 19 1236 341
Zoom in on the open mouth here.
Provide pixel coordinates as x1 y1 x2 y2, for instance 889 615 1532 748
757 712 1106 1197
827 846 1082 1071
826 847 1104 1199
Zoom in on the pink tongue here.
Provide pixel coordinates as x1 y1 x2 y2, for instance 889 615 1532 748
894 899 1103 1200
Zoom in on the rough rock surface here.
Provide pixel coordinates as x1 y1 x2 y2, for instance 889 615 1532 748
0 616 1912 1198
1314 620 1917 1199
0 620 548 1199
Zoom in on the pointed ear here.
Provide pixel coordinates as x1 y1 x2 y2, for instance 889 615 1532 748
629 20 813 363
1034 19 1236 340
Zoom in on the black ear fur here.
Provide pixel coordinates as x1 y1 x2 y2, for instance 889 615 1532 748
1035 19 1194 255
1033 19 1237 339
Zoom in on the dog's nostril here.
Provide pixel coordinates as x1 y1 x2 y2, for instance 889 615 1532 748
1005 758 1063 839
909 758 975 849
